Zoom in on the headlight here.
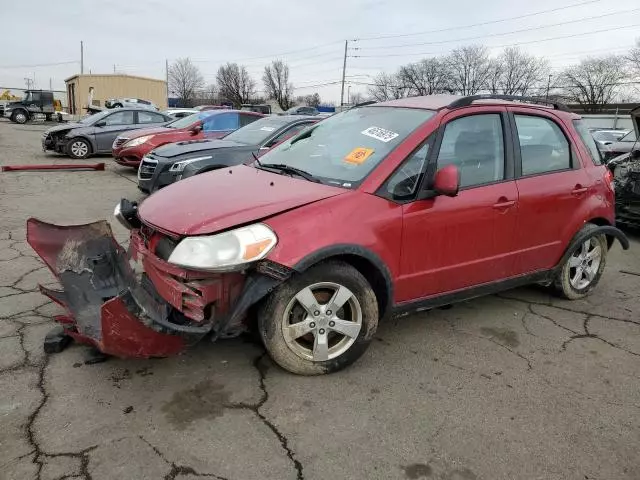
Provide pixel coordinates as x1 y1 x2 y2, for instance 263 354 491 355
169 155 213 173
168 224 277 271
124 135 154 148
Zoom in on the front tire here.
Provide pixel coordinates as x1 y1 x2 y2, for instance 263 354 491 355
12 110 28 124
66 138 92 159
259 261 378 375
553 224 608 300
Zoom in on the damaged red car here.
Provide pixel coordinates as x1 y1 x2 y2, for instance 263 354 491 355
29 94 629 375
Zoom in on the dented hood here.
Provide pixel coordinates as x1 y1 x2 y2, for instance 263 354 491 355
138 165 347 236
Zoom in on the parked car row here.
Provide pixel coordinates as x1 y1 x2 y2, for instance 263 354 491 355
29 94 633 375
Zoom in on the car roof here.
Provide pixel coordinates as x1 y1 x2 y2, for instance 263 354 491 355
372 94 580 117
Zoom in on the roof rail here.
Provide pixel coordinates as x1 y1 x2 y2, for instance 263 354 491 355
447 94 570 112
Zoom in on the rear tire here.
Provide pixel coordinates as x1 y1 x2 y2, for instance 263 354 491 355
553 224 608 300
258 261 378 375
66 138 92 159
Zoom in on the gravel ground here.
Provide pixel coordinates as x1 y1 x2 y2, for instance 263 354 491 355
1 117 639 480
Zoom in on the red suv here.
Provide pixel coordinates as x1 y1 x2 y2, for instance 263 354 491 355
111 110 263 167
28 95 629 375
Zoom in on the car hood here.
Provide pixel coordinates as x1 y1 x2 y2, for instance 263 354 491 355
45 122 85 134
125 126 176 139
152 139 254 159
138 165 346 236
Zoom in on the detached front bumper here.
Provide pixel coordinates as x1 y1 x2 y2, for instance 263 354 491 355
26 218 283 358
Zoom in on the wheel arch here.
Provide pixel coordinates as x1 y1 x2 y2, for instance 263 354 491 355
292 244 394 320
586 217 614 248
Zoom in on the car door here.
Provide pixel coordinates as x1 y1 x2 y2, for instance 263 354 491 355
203 112 239 138
508 108 590 274
394 107 519 302
94 110 136 152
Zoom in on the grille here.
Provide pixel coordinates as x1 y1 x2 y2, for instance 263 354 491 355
138 156 158 180
113 137 129 148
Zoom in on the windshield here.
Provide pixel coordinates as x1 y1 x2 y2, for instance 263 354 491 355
165 112 214 129
257 106 435 187
22 92 31 102
78 110 111 125
620 130 637 142
224 117 295 145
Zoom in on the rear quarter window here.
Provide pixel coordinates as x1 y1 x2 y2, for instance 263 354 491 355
573 119 603 165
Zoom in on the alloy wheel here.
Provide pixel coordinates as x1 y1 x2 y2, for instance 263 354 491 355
568 238 602 289
70 141 89 158
282 282 362 362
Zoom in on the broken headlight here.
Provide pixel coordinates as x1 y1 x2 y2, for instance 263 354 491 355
168 224 277 272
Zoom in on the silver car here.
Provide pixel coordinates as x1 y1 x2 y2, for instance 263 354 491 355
41 108 172 159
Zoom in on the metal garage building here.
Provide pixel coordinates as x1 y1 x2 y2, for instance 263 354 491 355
64 74 167 114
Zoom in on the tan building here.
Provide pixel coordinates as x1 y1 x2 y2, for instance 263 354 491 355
64 74 167 114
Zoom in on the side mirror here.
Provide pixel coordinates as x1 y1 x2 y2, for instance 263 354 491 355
190 123 202 135
95 121 106 127
432 164 460 197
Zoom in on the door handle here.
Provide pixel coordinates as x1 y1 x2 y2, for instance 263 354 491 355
493 198 516 209
572 184 588 196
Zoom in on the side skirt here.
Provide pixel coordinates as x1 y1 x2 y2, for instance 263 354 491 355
392 269 552 317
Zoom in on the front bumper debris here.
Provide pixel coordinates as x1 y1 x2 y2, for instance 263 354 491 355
26 218 287 359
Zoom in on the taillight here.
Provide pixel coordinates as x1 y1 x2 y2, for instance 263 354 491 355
604 169 615 192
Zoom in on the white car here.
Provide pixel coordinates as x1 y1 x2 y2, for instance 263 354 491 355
161 108 198 119
105 98 159 110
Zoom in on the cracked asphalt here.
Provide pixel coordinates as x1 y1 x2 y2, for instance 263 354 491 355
1 117 640 480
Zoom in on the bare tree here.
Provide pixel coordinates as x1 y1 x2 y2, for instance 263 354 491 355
446 45 492 95
499 47 548 96
295 93 321 107
349 91 365 105
627 39 640 76
168 58 204 106
203 84 218 102
559 55 628 112
367 72 409 101
216 63 256 108
263 60 294 111
486 59 505 94
399 58 451 95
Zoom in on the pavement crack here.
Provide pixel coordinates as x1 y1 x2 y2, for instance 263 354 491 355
138 436 229 480
228 354 304 480
527 304 581 335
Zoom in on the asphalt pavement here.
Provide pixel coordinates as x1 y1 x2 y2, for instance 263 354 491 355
1 118 639 480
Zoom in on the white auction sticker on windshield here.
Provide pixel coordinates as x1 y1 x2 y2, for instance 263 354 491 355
260 126 276 132
361 126 399 143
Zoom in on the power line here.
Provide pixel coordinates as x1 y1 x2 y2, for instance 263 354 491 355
352 8 640 51
349 23 640 58
0 60 79 69
352 0 602 41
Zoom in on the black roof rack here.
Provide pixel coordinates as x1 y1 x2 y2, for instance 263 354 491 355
447 94 570 112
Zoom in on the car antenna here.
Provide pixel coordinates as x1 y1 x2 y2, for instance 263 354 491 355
252 151 264 168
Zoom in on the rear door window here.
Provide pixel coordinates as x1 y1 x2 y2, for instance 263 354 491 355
573 119 603 165
514 115 571 176
104 111 135 126
137 111 166 124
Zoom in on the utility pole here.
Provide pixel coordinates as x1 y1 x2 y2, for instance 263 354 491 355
165 59 169 108
80 41 84 74
545 74 552 102
340 40 348 108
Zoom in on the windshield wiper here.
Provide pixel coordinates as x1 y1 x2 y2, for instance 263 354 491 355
258 163 321 183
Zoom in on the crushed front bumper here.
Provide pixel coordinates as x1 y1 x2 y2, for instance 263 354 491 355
26 218 284 358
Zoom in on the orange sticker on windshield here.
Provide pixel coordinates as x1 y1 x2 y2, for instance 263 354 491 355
344 147 374 165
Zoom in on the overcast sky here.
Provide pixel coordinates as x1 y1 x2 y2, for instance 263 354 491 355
2 0 639 103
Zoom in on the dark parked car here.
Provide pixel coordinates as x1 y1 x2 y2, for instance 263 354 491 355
42 109 172 159
28 94 629 376
112 110 264 167
137 115 318 193
285 105 318 115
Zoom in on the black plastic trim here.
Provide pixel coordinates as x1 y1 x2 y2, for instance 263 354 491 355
447 94 570 112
